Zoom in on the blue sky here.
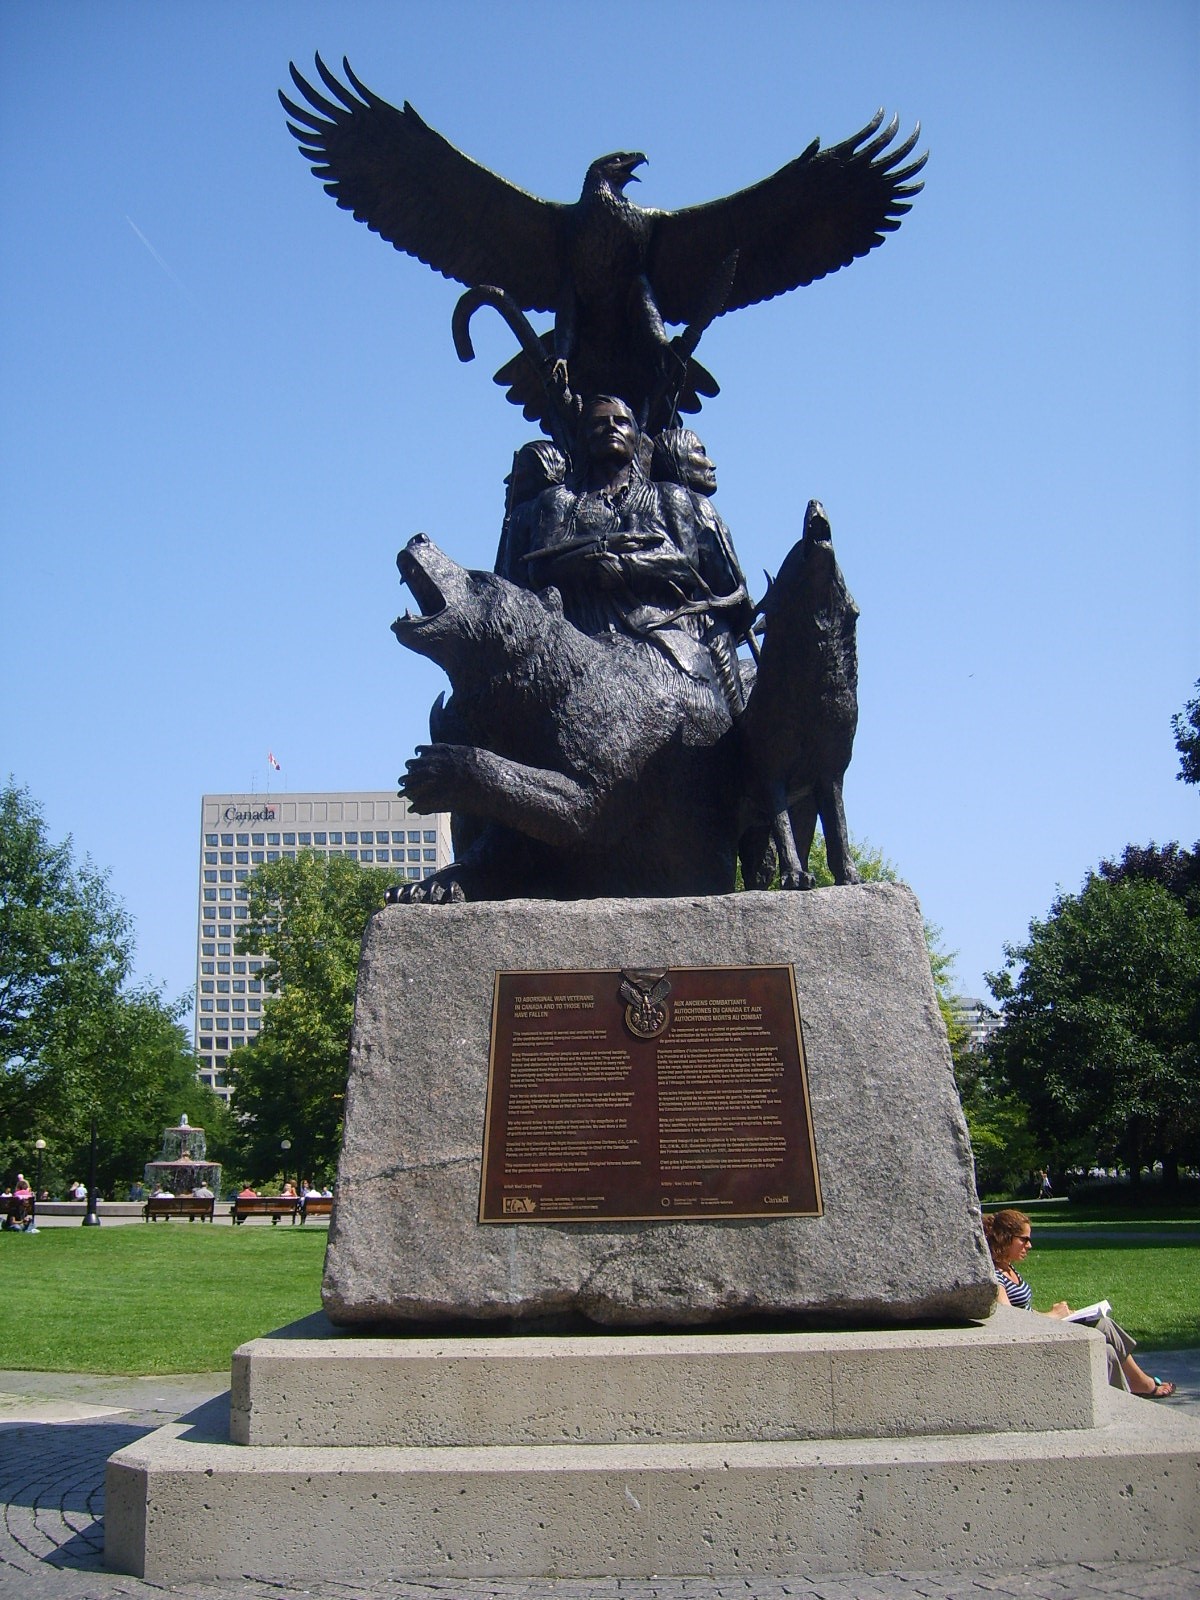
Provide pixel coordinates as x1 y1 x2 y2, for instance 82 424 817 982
2 0 1196 1010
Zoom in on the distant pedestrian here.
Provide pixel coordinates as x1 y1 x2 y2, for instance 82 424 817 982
1037 1168 1052 1200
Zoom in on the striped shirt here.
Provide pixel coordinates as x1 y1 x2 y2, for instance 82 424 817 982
999 1267 1033 1309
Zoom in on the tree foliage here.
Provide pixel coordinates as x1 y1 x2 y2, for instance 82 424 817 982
987 871 1200 1184
1172 680 1200 786
0 781 226 1193
230 852 394 1184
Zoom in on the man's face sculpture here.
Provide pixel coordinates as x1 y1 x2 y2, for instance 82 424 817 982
585 400 637 468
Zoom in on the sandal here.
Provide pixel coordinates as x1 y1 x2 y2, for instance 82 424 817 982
1142 1378 1176 1398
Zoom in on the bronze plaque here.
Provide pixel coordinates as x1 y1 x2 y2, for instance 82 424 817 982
479 965 821 1223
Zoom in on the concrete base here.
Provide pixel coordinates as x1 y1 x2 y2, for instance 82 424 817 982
106 1311 1200 1583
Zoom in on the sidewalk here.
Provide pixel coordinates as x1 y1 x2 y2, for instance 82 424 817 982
1 1353 1198 1600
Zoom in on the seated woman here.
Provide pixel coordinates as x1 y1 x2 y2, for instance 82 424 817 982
984 1208 1175 1397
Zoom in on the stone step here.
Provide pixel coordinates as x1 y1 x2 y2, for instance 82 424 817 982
230 1312 1106 1447
105 1391 1200 1585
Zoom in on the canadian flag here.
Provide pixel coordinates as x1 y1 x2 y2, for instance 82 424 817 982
268 751 281 771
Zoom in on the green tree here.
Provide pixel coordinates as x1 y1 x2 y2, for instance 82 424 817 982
1172 680 1200 785
1 781 225 1194
987 873 1200 1186
230 852 394 1184
952 1042 1038 1199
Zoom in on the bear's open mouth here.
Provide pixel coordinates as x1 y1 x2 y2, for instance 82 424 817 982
397 556 446 622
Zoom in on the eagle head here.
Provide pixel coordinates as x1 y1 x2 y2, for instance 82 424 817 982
584 151 646 198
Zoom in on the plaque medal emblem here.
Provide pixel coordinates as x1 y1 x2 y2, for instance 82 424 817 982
619 968 671 1039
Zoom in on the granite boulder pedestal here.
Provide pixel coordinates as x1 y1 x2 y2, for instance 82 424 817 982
324 883 995 1327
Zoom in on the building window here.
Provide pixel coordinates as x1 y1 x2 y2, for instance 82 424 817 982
251 850 264 863
216 999 229 1012
221 851 233 864
252 834 264 846
233 999 245 1011
424 849 437 862
314 832 327 845
202 961 215 974
219 889 232 901
247 1019 260 1033
203 889 217 902
200 999 213 1012
408 850 421 862
424 831 437 843
360 850 373 861
216 1036 229 1050
199 1036 212 1050
408 867 422 879
218 943 231 955
205 851 217 865
235 871 248 882
236 851 249 864
361 831 373 843
202 924 216 937
204 870 217 883
222 834 233 846
249 981 261 994
201 981 214 994
220 870 232 883
268 833 280 845
202 944 215 957
235 906 247 918
205 834 218 846
267 850 279 861
329 831 342 844
217 980 230 993
249 998 261 1011
408 830 421 842
237 834 249 846
298 832 310 844
283 832 296 845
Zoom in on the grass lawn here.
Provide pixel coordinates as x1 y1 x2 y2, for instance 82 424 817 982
0 1225 326 1374
1 1220 1196 1375
1018 1237 1200 1350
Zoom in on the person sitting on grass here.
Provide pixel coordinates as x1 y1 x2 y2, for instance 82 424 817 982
984 1208 1175 1398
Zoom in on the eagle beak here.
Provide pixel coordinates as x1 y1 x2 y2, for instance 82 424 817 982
627 154 647 181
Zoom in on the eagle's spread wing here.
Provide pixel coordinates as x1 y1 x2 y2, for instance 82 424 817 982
281 57 565 312
646 112 926 325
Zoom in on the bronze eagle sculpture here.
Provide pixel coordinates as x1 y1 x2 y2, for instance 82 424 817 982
282 57 925 433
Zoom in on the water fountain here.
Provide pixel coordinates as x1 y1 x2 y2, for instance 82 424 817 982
143 1114 222 1195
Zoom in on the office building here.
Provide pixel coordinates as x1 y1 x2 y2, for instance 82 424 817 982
195 791 452 1101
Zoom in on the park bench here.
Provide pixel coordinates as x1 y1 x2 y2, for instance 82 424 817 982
143 1195 216 1222
230 1195 300 1226
299 1195 333 1224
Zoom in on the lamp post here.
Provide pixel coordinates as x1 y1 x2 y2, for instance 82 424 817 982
34 1138 46 1197
280 1138 292 1190
83 1113 101 1226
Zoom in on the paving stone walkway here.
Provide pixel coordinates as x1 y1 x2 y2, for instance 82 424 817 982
1 1355 1198 1600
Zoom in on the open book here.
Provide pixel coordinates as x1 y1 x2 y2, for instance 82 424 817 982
1066 1299 1111 1323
